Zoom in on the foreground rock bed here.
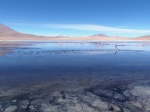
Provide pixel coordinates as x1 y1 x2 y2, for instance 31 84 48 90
1 81 150 112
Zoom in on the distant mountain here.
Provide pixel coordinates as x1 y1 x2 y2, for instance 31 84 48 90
133 35 150 40
90 34 109 37
0 23 150 41
0 23 19 35
0 23 45 39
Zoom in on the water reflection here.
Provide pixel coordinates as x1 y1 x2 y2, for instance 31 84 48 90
1 41 150 101
18 42 150 56
1 42 150 69
32 42 150 51
1 42 150 57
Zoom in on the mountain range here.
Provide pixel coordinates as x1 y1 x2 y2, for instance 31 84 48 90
0 23 150 41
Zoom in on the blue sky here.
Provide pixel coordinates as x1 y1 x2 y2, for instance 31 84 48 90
0 0 150 37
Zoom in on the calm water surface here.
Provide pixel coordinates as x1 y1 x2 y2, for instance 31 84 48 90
0 42 150 92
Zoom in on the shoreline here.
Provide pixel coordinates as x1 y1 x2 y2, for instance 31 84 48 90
1 39 150 42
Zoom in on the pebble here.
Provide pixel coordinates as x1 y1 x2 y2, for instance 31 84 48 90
4 106 17 112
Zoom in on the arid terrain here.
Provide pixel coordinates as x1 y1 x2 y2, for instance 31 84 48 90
1 23 150 112
0 23 150 41
1 0 150 111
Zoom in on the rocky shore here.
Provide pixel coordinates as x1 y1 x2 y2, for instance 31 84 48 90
1 80 150 112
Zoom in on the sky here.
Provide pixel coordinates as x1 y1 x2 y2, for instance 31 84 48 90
0 0 150 37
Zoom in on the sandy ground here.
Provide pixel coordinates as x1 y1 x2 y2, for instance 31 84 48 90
0 36 150 42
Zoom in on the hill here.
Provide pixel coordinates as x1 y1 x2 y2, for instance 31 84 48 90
132 35 150 40
0 23 150 41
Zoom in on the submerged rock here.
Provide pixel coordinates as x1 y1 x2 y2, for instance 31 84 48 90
2 81 150 112
20 100 29 109
4 106 17 112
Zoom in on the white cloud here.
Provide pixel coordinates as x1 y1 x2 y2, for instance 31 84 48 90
13 23 150 34
46 24 150 34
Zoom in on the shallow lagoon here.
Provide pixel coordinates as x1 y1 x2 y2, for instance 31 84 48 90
1 42 150 73
1 42 150 91
0 42 150 111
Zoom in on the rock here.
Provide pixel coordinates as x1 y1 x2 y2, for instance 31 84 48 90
144 106 150 111
123 108 131 112
94 90 113 98
29 105 36 111
80 102 99 112
20 100 29 109
102 110 116 112
11 100 17 103
66 103 83 112
92 99 108 110
39 91 109 112
131 85 150 96
0 105 4 112
123 90 131 97
114 93 125 101
3 82 150 112
79 92 108 110
109 104 121 111
40 103 60 112
130 84 150 111
143 102 150 111
4 106 17 112
130 101 143 108
31 99 43 106
40 103 51 112
57 98 64 103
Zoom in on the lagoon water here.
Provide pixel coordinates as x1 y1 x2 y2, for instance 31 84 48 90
0 42 150 99
1 42 150 111
1 42 150 72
